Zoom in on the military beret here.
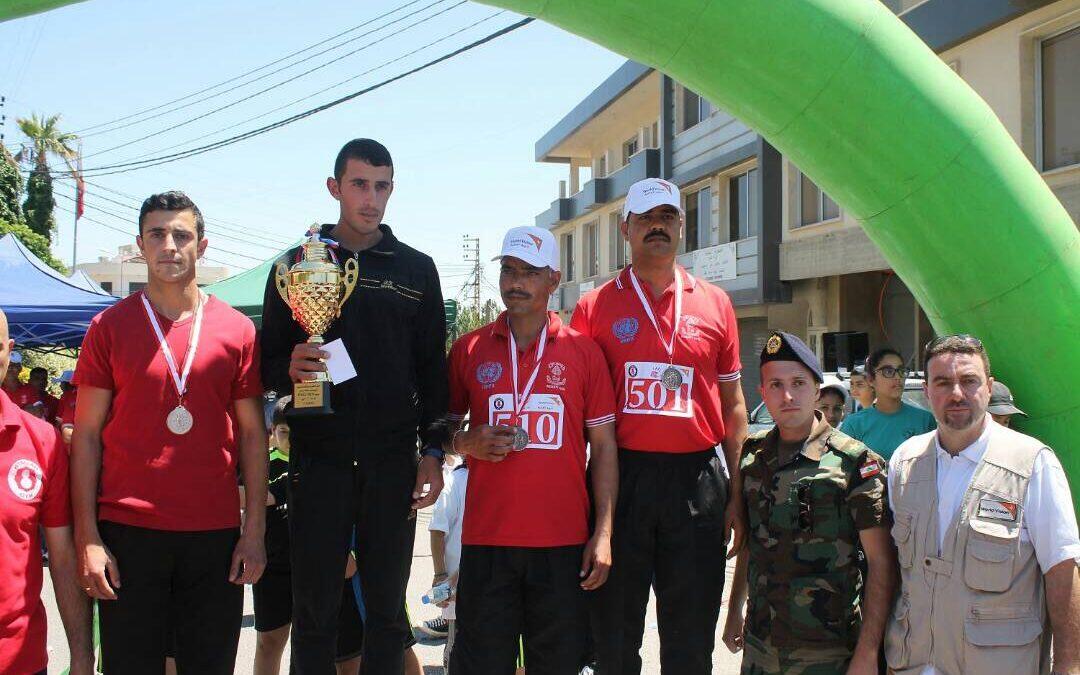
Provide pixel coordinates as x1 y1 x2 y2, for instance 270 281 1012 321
760 331 824 383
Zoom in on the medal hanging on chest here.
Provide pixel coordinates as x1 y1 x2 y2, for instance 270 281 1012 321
507 316 549 452
141 292 206 436
629 268 684 391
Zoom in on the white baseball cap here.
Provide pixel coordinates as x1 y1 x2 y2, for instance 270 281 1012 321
622 178 683 221
9 351 22 365
492 226 560 271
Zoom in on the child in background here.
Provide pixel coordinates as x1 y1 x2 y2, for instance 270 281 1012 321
426 459 468 671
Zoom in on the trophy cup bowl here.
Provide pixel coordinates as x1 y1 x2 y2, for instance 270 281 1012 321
275 233 358 415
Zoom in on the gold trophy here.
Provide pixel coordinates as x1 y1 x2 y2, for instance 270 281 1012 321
275 227 358 415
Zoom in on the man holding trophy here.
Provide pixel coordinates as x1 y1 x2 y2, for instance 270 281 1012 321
260 139 449 675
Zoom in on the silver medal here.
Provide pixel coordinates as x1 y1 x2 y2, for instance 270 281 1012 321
166 405 194 435
661 366 683 391
511 425 530 451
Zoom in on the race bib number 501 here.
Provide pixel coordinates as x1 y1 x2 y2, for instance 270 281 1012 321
488 393 565 450
622 362 694 418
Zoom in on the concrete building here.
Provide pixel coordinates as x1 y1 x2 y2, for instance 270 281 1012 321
76 244 229 297
533 0 1079 405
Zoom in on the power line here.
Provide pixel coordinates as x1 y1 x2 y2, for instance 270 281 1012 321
82 0 467 158
100 9 508 165
74 0 442 136
74 178 296 246
46 17 534 178
53 189 282 259
75 185 288 251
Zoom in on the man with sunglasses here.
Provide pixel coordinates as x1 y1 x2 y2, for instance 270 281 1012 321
726 331 895 675
840 347 935 460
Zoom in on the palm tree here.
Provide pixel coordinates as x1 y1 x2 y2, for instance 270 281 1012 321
15 113 78 243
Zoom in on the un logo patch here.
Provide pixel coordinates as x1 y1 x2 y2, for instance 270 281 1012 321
476 361 503 389
613 317 639 344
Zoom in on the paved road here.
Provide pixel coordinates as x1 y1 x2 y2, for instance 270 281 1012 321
42 509 743 673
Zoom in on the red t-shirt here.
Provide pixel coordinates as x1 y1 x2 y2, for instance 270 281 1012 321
0 389 71 675
55 389 77 428
74 293 262 531
7 384 39 410
448 311 616 547
571 265 742 453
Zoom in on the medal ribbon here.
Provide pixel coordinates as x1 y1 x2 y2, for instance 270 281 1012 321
507 316 549 419
628 267 683 364
141 291 206 404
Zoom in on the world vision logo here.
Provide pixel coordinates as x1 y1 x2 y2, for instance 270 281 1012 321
528 234 543 251
508 234 543 253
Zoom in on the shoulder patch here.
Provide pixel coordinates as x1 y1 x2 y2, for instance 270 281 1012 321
859 458 883 479
825 429 867 457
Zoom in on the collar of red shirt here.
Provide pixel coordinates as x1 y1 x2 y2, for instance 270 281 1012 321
0 389 23 430
489 310 564 342
614 264 698 295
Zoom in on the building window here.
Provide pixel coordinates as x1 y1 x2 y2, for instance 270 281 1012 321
650 121 659 148
99 281 113 294
583 220 599 277
683 187 711 253
679 86 712 133
609 212 628 271
561 232 574 281
595 153 607 179
729 168 759 241
622 136 639 166
797 171 840 227
128 282 147 296
1041 26 1080 171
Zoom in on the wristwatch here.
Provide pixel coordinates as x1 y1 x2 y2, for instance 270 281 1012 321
421 446 446 462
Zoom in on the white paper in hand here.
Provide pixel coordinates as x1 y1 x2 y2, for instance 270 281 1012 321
322 338 357 385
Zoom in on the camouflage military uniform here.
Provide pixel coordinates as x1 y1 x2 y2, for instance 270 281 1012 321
739 412 890 675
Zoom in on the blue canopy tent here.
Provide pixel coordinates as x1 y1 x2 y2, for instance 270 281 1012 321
0 234 117 348
67 268 112 296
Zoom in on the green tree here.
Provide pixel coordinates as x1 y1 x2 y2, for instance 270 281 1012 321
16 113 78 244
0 146 23 225
453 299 501 339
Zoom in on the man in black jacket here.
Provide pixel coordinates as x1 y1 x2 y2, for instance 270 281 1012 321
260 138 448 675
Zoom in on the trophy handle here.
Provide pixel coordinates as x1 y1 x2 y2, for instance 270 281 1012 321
340 257 359 310
274 261 290 306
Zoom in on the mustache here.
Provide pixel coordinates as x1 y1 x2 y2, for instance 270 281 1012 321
644 230 670 242
504 291 531 299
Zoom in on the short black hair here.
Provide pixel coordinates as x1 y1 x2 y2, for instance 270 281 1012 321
334 138 393 181
867 346 904 379
271 395 292 429
29 367 47 377
138 191 205 239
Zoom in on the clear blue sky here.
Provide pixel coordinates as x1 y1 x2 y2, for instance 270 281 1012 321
0 0 625 303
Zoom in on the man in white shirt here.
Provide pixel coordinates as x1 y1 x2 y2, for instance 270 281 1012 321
886 333 1079 675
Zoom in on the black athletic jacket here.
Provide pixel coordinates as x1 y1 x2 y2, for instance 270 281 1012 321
259 224 448 456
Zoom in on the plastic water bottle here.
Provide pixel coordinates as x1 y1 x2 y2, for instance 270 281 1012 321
422 581 451 604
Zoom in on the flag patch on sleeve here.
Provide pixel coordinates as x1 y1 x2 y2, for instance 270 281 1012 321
859 460 882 479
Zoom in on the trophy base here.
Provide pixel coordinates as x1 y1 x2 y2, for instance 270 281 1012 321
290 379 334 416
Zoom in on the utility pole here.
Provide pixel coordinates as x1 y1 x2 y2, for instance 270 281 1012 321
462 234 481 311
1 95 6 144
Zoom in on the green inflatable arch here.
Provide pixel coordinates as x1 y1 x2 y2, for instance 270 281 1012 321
477 0 1079 483
3 1 1078 489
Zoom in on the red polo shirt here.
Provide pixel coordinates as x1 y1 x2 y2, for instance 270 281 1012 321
0 389 71 675
56 388 77 428
448 311 616 547
74 293 262 531
571 265 741 453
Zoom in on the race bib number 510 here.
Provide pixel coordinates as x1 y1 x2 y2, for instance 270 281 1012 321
622 362 694 418
488 393 565 450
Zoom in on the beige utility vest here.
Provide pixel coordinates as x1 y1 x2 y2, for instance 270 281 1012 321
885 425 1050 675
